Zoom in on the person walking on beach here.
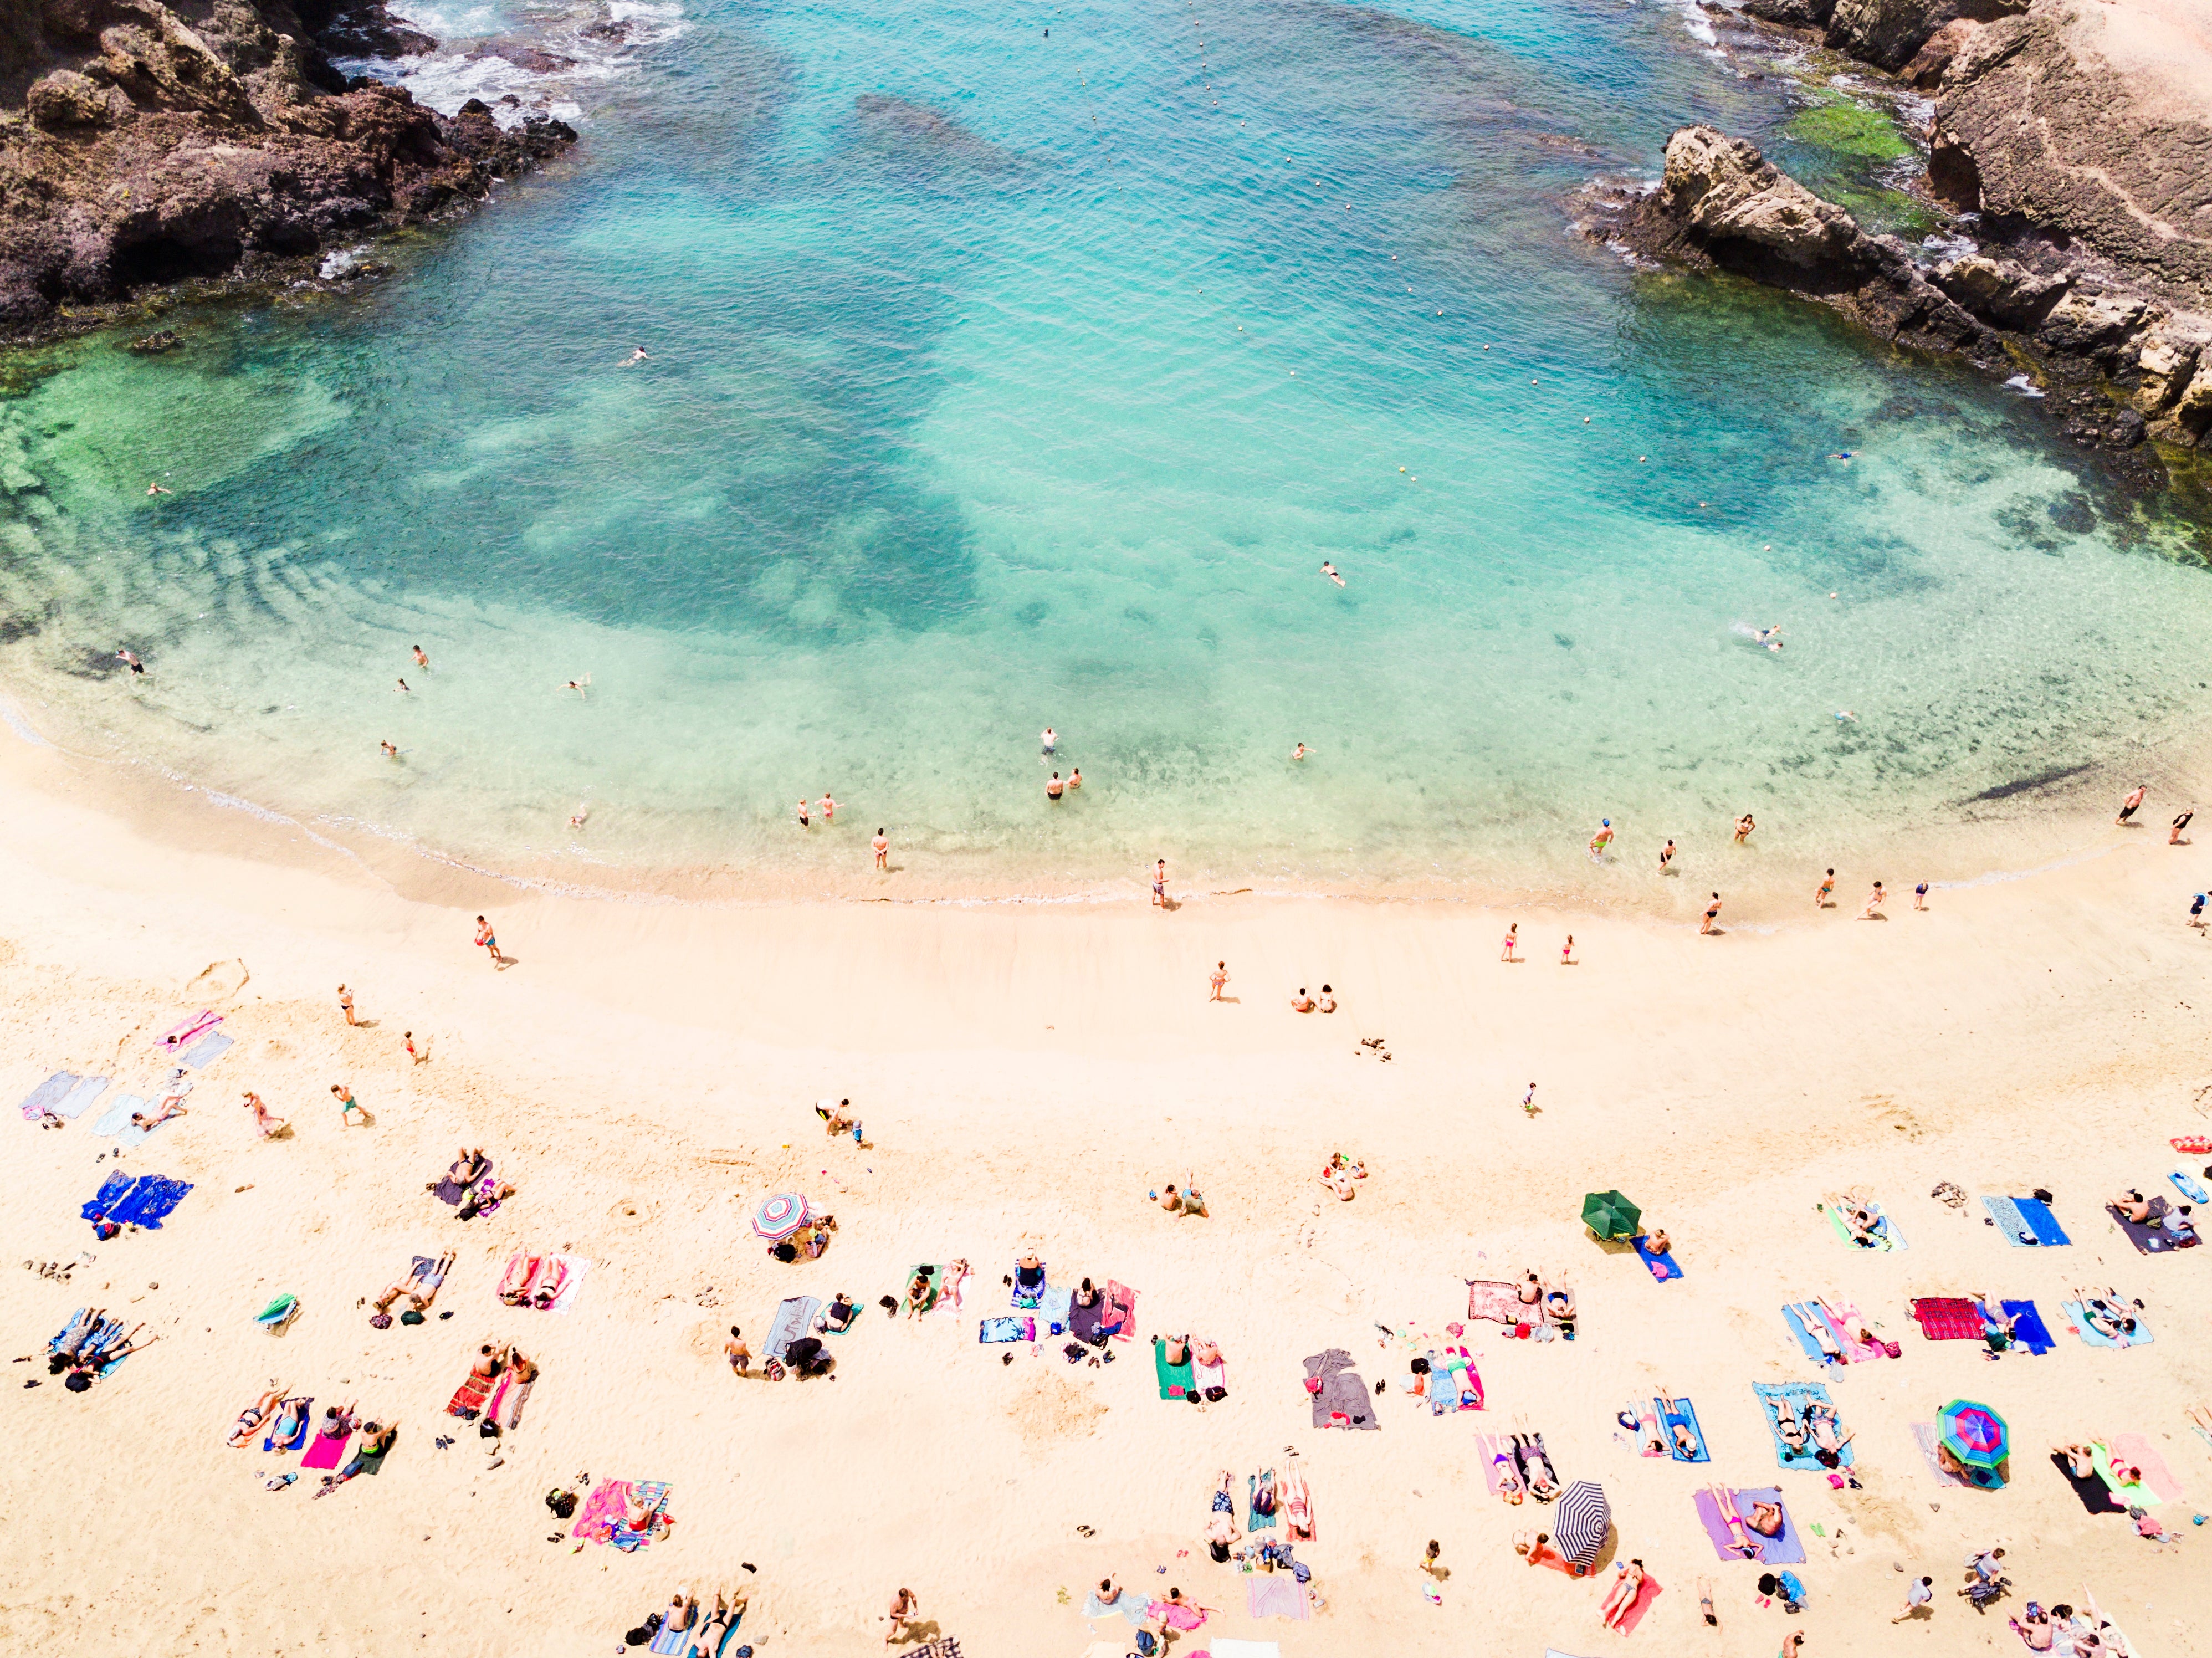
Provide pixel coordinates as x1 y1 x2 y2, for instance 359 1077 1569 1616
337 985 357 1027
2172 807 2193 845
1560 935 1575 965
1893 1575 1934 1623
1701 893 1722 934
1914 881 1929 910
724 1326 750 1375
1501 922 1518 961
1658 838 1675 874
873 828 888 869
330 1083 366 1126
2118 783 2147 825
1522 1083 1538 1116
1862 882 1886 919
1734 813 1755 844
2193 893 2207 928
474 915 499 965
1153 859 1168 908
243 1091 288 1138
1589 819 1614 860
1815 869 1835 909
403 1031 425 1065
1210 961 1229 1001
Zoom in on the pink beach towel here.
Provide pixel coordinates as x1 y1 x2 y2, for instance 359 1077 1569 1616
1246 1576 1309 1621
1475 1435 1516 1495
1466 1280 1525 1325
1827 1302 1886 1363
157 1010 221 1052
2111 1434 2184 1503
300 1428 351 1470
572 1479 630 1543
1105 1280 1138 1343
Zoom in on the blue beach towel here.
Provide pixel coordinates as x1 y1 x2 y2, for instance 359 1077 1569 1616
979 1315 1034 1343
107 1175 192 1230
1634 1235 1685 1281
90 1095 140 1137
1992 1299 2055 1354
2015 1196 2070 1245
17 1071 77 1120
2172 1170 2211 1205
2062 1300 2155 1349
1038 1283 1074 1333
1780 1306 1841 1368
54 1077 110 1119
764 1296 818 1363
264 1398 314 1452
1752 1381 1853 1470
81 1170 134 1224
181 1032 233 1069
1657 1395 1709 1462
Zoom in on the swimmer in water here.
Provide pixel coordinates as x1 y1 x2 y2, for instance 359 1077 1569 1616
1041 727 1056 757
1588 818 1614 860
395 678 410 694
1068 767 1082 790
621 346 648 366
1754 625 1784 652
116 647 145 675
146 482 171 496
569 805 588 828
564 676 591 699
412 644 429 668
1658 838 1675 873
1292 743 1310 761
380 740 398 758
1835 710 1857 723
1827 451 1854 462
1321 561 1345 587
820 792 838 823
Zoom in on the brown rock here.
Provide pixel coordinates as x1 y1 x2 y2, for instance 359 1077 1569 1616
1901 16 1977 88
24 68 133 130
1931 252 2071 329
2133 329 2203 416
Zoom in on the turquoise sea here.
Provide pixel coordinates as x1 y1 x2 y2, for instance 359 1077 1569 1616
2 0 2209 902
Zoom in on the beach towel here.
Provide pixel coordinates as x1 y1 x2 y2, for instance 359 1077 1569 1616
930 1263 969 1317
1821 1196 1904 1250
1192 1357 1226 1398
1693 1488 1805 1564
1751 1381 1853 1471
157 1010 221 1053
1068 1294 1113 1345
2051 1450 2120 1516
264 1398 313 1453
1246 1576 1309 1621
1038 1283 1074 1333
1153 1335 1194 1399
1424 1350 1482 1413
1633 1236 1684 1282
1990 1299 2055 1354
1911 1421 1993 1488
2107 1198 2196 1253
1634 1400 1663 1456
447 1370 494 1420
80 1170 134 1224
766 1296 819 1362
572 1479 629 1543
431 1159 492 1206
108 1174 192 1230
1465 1278 1528 1326
2062 1300 2155 1349
1153 1599 1207 1633
1984 1195 2070 1246
1248 1471 1278 1531
300 1427 352 1471
90 1095 140 1137
648 1608 700 1655
115 1100 184 1148
2172 1169 2211 1204
1082 1589 1149 1627
609 1481 671 1550
1303 1348 1378 1431
1826 1300 1887 1363
1780 1304 1843 1365
978 1316 1033 1343
53 1076 109 1120
1657 1396 1708 1462
1910 1297 1985 1341
17 1071 78 1120
1104 1280 1138 1343
1011 1260 1046 1309
1279 1462 1315 1541
2102 1435 2183 1505
1607 1570 1665 1635
181 1031 232 1069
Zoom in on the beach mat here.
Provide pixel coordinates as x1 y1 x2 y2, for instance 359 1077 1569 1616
446 1370 494 1420
90 1095 139 1137
542 1254 590 1314
1153 1336 1194 1400
2107 1199 2196 1253
80 1170 134 1224
2062 1300 2154 1349
1038 1283 1073 1333
181 1031 233 1069
572 1479 629 1543
1752 1381 1852 1471
648 1610 698 1655
1247 1575 1309 1621
1693 1488 1805 1563
1780 1304 1842 1366
109 1174 191 1229
766 1296 818 1362
300 1429 351 1471
2102 1435 2183 1505
1303 1348 1378 1431
17 1071 78 1120
1633 1236 1684 1282
1911 1421 1984 1489
1465 1278 1526 1325
1104 1279 1138 1342
609 1480 670 1551
1910 1297 1985 1341
1658 1396 1709 1462
1207 1645 1281 1658
978 1315 1032 1343
1610 1570 1665 1635
2051 1451 2120 1516
1821 1196 1904 1250
1248 1471 1278 1530
1995 1299 2055 1354
53 1076 109 1120
1984 1195 2071 1246
264 1398 313 1454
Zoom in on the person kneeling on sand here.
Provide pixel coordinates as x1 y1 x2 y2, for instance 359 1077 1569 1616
1316 984 1337 1012
1290 987 1315 1012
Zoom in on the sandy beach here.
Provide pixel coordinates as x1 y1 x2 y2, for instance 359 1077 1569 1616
2 719 2209 1658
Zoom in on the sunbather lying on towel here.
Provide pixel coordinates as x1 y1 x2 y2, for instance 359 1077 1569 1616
1788 1302 1845 1362
457 1179 515 1222
374 1253 453 1322
1806 1400 1853 1464
1320 1164 1356 1200
1660 1394 1701 1458
228 1386 285 1447
2079 1290 2145 1340
130 1100 188 1131
313 1418 396 1497
271 1394 309 1444
689 1588 747 1657
1769 1394 1811 1455
1512 1432 1559 1501
428 1149 489 1193
1708 1483 1775 1558
1491 1446 1525 1503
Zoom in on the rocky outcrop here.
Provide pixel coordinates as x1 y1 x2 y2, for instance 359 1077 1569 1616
0 0 576 337
1593 127 2212 464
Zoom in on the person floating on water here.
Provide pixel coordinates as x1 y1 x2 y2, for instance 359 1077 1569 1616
1827 451 1854 462
564 676 591 699
1320 561 1344 587
146 481 171 496
1754 625 1783 652
621 346 648 366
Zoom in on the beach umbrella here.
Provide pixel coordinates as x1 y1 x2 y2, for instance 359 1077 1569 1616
752 1192 810 1242
1581 1190 1641 1239
1554 1480 1612 1569
1938 1399 2009 1473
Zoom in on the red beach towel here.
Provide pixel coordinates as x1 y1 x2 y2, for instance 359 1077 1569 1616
447 1369 494 1419
1105 1280 1138 1343
1911 1297 1985 1342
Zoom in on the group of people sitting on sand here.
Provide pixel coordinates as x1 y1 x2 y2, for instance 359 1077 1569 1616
903 1261 968 1317
1288 985 1338 1013
1318 1153 1366 1201
1151 1183 1207 1216
769 1214 836 1263
815 1097 864 1144
1514 1272 1575 1337
47 1308 157 1390
640 1585 748 1656
427 1148 516 1221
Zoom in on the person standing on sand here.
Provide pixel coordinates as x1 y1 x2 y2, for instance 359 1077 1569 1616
1862 882 1886 918
337 985 357 1026
403 1031 424 1064
2172 807 2193 845
1501 923 1518 962
1701 893 1722 934
474 915 499 965
724 1326 750 1375
243 1092 288 1137
1659 839 1675 873
884 1588 919 1646
2193 893 2207 928
1560 935 1575 965
1210 961 1228 1001
1589 819 1614 860
1914 882 1929 910
2117 784 2146 825
873 829 888 870
1153 859 1168 908
1522 1083 1537 1116
330 1083 365 1125
1815 869 1834 909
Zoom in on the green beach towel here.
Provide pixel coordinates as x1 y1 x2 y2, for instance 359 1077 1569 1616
1153 1335 1194 1400
1821 1198 1903 1251
902 1264 945 1315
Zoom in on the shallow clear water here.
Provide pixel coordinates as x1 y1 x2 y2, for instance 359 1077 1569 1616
2 0 2209 900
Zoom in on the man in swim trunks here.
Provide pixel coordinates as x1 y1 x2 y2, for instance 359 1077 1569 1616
1046 771 1064 800
116 647 146 674
1321 561 1344 586
1153 859 1167 908
873 829 888 869
1659 839 1675 872
1588 819 1613 859
2117 783 2146 824
331 1083 365 1125
1701 893 1722 934
1816 869 1834 908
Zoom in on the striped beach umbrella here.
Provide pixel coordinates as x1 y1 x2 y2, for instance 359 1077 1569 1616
1553 1479 1611 1569
752 1192 811 1242
1938 1399 2008 1473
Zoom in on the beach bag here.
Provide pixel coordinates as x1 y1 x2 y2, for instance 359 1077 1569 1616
546 1489 577 1519
1134 1632 1158 1656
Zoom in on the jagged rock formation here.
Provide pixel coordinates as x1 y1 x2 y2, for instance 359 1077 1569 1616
0 0 575 335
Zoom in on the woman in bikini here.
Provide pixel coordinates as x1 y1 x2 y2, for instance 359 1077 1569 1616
1491 1446 1525 1503
1769 1394 1811 1455
1512 1433 1559 1501
1707 1483 1768 1559
1805 1400 1852 1463
242 1091 289 1137
1600 1559 1646 1629
228 1386 285 1446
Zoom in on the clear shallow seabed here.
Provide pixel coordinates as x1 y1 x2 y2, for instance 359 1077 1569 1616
1 0 2210 903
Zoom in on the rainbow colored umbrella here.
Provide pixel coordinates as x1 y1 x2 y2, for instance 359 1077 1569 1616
1938 1399 2009 1473
752 1192 811 1242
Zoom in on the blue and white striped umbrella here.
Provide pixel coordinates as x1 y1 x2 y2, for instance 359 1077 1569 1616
752 1192 810 1242
1554 1479 1611 1569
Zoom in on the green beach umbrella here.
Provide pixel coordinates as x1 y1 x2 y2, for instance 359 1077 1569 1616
1581 1190 1641 1239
